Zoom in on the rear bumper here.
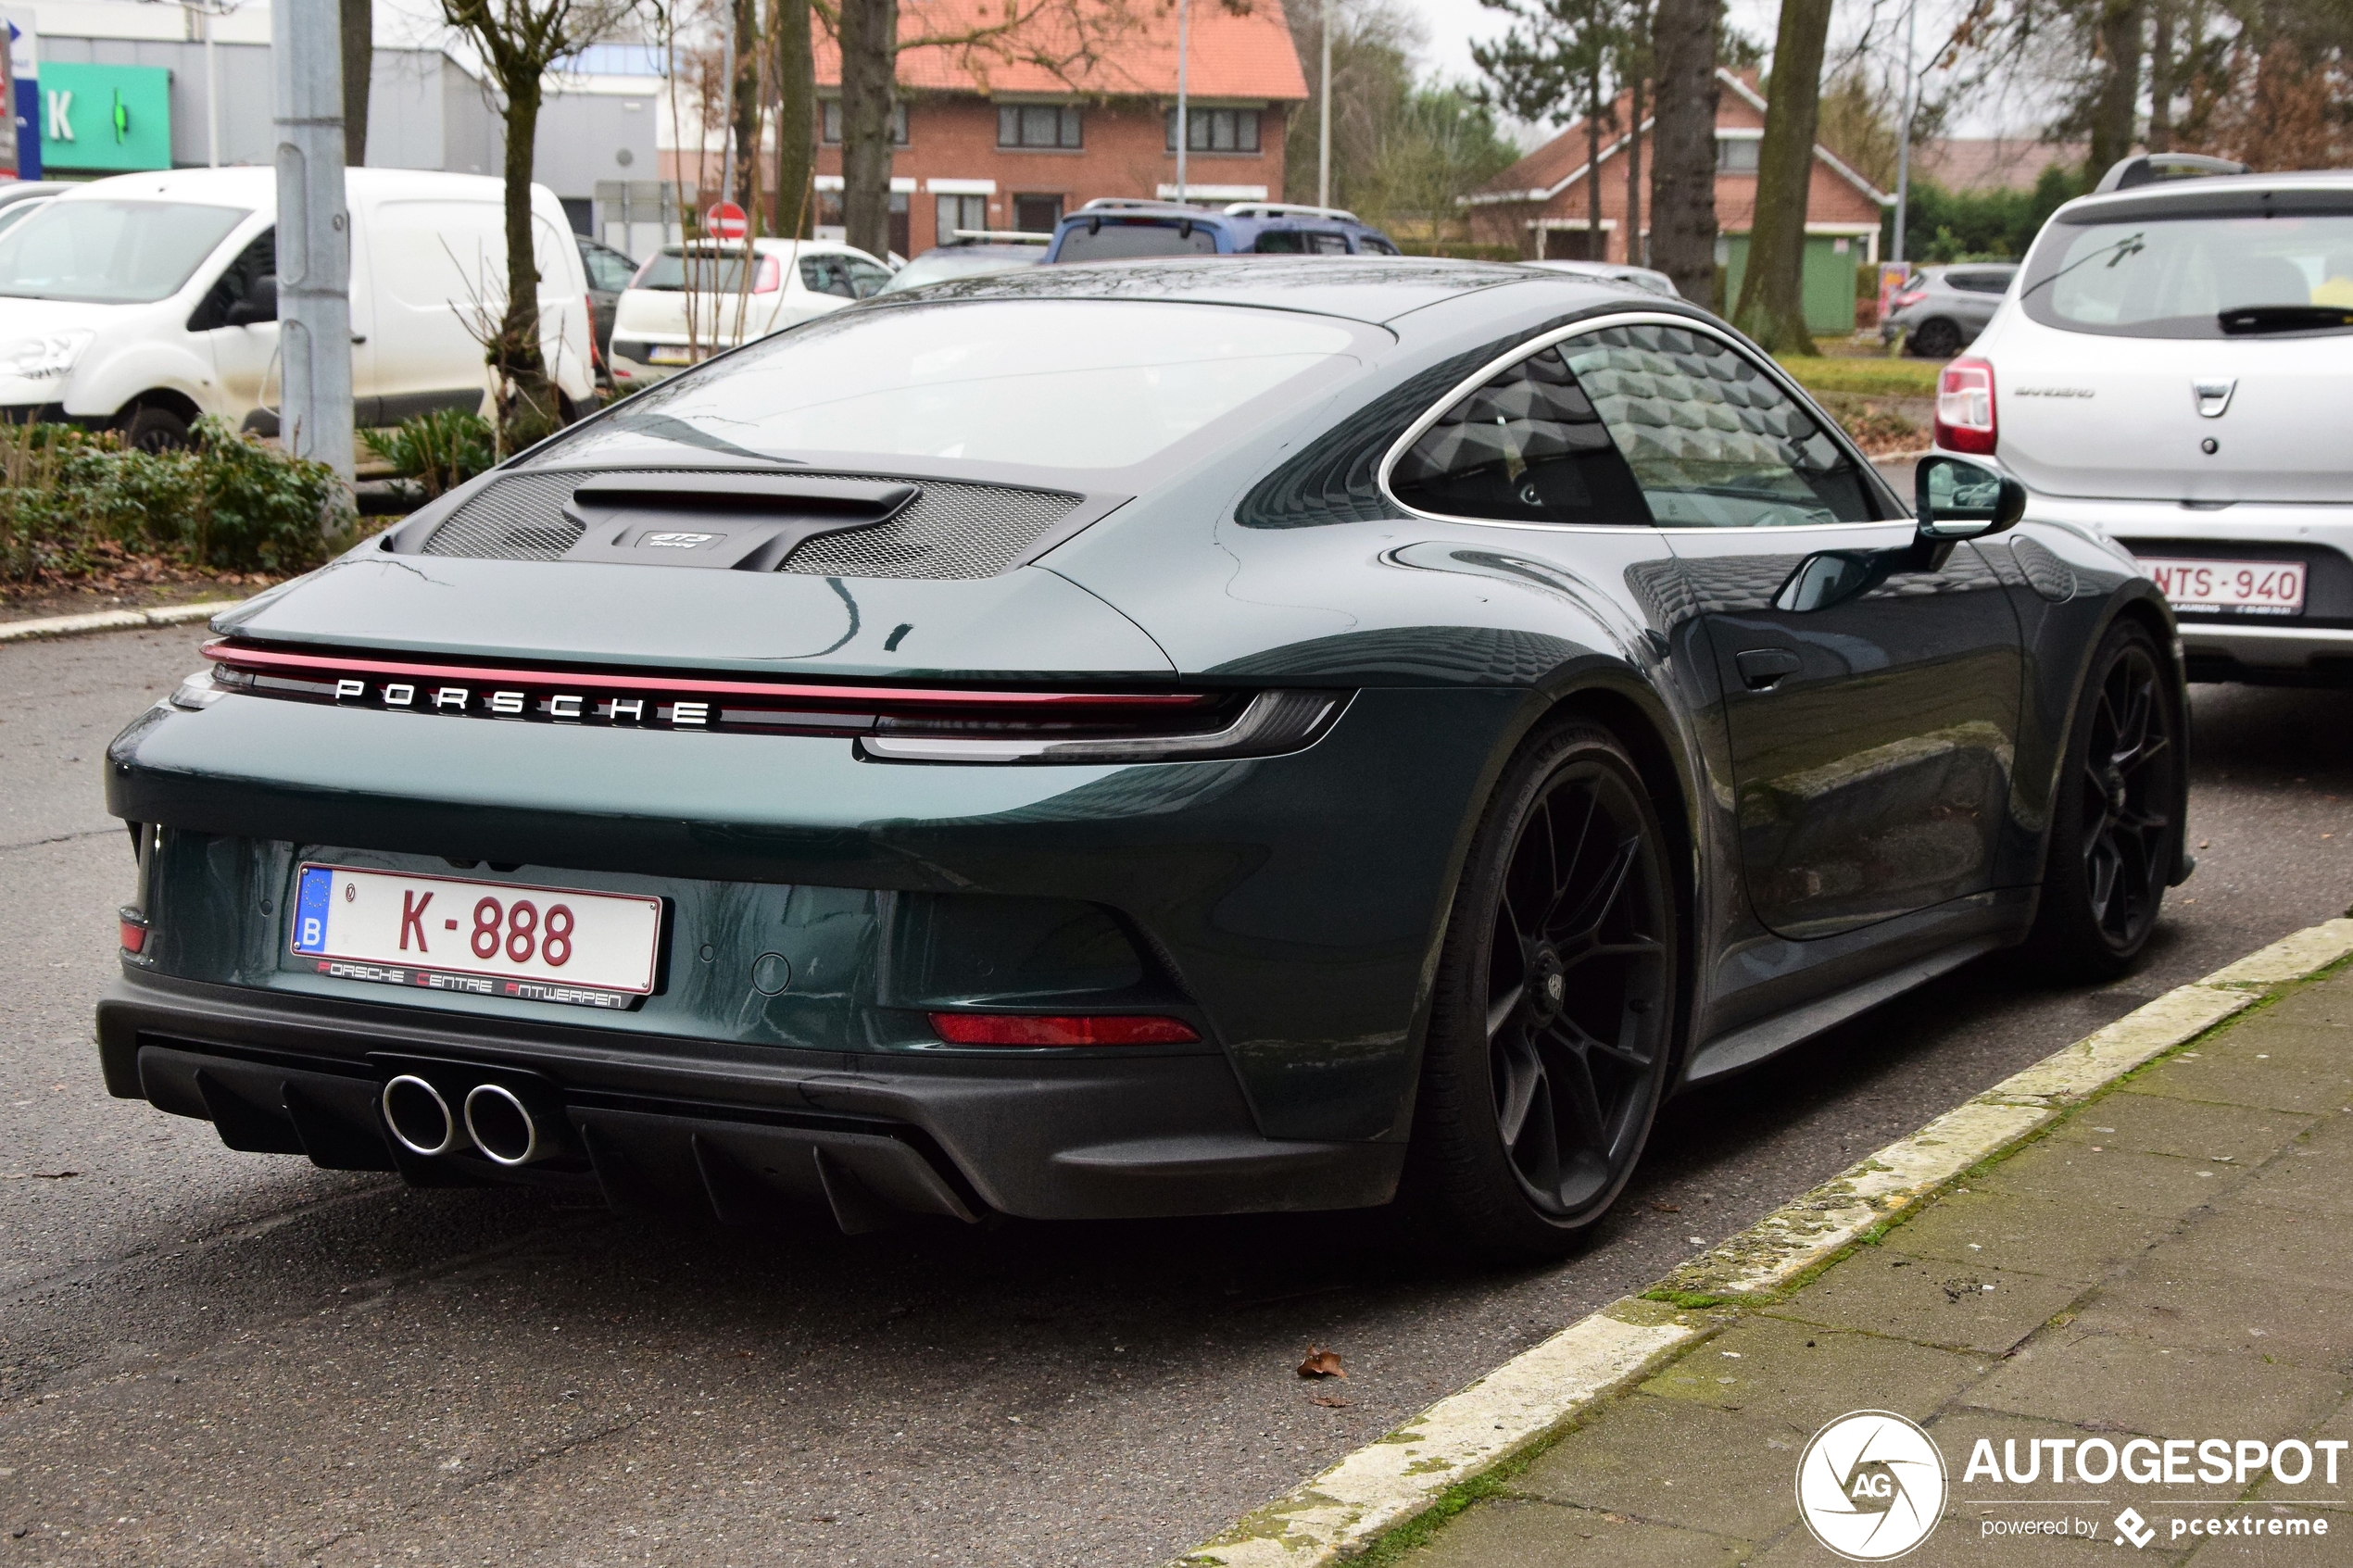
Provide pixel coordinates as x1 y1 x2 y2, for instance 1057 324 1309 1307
97 969 1403 1226
1995 489 2353 678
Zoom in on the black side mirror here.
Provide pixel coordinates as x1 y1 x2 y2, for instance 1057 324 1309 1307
1916 455 2024 542
225 273 277 327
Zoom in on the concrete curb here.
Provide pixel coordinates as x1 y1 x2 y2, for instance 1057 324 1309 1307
1177 916 2353 1566
0 600 239 645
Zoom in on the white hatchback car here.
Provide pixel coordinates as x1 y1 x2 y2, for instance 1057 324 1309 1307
608 239 893 387
1939 155 2353 684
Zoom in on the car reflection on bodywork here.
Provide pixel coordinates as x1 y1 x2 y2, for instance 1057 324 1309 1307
102 256 2186 1259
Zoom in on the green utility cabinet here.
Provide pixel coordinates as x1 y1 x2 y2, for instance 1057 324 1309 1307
1718 232 1862 335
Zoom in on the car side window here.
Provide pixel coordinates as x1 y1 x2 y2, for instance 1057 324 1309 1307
187 228 276 332
844 257 893 297
799 256 855 297
1389 344 1653 525
1253 230 1306 254
583 244 635 292
1309 232 1351 255
1360 234 1401 256
1557 323 1875 526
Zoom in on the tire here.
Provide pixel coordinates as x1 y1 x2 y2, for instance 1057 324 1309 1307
1404 721 1680 1261
118 404 191 452
2024 620 2183 980
1908 318 1963 359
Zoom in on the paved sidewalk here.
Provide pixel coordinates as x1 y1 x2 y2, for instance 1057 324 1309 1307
1390 965 2353 1568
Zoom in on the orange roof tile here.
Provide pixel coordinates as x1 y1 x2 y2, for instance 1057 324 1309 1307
813 0 1307 102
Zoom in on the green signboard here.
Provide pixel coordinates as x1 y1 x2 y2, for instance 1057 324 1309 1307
39 62 171 172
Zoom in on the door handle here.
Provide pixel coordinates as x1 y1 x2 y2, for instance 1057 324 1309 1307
1735 647 1802 690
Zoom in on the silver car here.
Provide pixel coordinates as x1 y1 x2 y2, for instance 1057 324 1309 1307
1881 263 2018 358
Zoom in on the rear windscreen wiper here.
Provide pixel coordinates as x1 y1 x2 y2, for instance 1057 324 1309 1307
2219 304 2353 334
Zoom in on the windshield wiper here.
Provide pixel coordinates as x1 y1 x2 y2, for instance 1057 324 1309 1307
2220 304 2353 334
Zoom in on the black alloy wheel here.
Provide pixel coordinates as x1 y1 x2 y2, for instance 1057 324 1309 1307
1908 318 1963 359
2026 621 2182 977
1408 721 1679 1259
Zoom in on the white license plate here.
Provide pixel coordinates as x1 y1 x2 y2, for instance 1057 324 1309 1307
647 345 698 366
291 864 662 997
2139 557 2307 615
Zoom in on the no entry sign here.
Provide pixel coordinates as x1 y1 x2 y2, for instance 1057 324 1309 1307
704 201 748 241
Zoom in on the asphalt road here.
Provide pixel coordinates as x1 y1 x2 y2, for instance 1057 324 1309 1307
3 626 2348 1567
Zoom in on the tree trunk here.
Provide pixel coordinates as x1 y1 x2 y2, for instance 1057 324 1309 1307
2147 0 2174 151
731 0 763 209
2091 0 2146 175
1624 68 1642 264
495 75 558 448
773 0 815 236
1731 0 1832 354
1646 0 1717 303
1586 69 1604 258
341 0 371 164
838 0 898 259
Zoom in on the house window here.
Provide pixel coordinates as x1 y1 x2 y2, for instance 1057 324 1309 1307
822 101 908 145
998 105 1082 149
1164 107 1260 154
1013 193 1064 232
1716 135 1760 173
937 193 988 240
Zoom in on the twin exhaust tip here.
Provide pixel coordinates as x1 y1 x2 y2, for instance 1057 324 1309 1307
381 1074 548 1166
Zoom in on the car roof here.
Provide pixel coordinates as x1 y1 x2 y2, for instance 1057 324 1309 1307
47 166 540 207
2056 167 2353 224
912 243 1042 261
1060 201 1380 233
860 254 1635 326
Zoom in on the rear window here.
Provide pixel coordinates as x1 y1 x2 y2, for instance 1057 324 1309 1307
536 298 1366 473
633 249 758 292
1055 220 1220 261
2020 208 2353 337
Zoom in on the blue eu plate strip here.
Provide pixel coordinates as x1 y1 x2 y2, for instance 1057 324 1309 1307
292 865 333 954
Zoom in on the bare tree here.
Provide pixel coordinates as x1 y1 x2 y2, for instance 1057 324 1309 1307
829 0 1147 260
1647 0 1718 301
774 0 817 234
1731 0 1833 353
438 0 647 445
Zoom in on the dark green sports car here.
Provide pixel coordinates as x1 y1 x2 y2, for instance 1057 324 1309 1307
100 259 2187 1258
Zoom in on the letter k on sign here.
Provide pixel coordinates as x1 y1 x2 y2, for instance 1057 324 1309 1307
400 890 433 951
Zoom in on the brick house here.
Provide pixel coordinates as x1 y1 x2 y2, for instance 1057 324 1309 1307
796 0 1307 257
1466 69 1891 330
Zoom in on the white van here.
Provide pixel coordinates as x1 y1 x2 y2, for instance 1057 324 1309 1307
0 166 596 448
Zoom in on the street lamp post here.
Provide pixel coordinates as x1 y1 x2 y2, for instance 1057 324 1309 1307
1174 0 1189 204
1317 0 1330 210
1892 0 1917 269
272 0 355 484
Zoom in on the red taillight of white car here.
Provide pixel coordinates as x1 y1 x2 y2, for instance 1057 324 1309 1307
1934 356 1997 454
752 256 782 294
1892 289 1927 309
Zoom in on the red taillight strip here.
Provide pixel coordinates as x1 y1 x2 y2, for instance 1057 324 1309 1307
202 641 1214 713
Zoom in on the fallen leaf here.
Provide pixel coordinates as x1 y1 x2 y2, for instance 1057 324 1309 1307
1296 1347 1346 1380
1309 1394 1353 1409
31 1171 77 1180
1650 1202 1681 1212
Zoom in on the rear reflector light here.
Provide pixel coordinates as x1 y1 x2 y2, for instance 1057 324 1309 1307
1935 356 1997 455
118 907 147 954
1892 289 1926 309
752 256 782 294
926 1012 1200 1046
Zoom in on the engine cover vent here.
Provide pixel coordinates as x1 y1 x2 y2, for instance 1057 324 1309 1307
416 469 1083 579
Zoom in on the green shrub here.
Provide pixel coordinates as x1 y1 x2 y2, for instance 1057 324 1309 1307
0 418 350 586
370 408 497 502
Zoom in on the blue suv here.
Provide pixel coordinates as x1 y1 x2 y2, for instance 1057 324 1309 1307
1046 200 1402 262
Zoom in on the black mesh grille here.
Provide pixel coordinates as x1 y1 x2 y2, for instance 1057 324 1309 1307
418 469 1083 578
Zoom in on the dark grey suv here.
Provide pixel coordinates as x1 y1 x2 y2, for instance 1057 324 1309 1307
1881 263 2018 358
